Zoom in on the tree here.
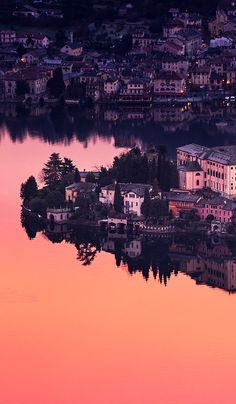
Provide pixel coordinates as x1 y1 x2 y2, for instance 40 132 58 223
149 199 168 218
141 188 151 218
15 80 30 97
74 168 81 183
152 177 159 197
86 172 96 183
98 166 113 187
114 183 123 213
206 214 215 222
46 190 65 208
47 68 65 98
20 176 38 201
112 147 149 184
157 144 167 190
42 153 63 189
62 157 75 177
26 36 34 47
77 242 98 266
17 43 26 58
28 197 47 217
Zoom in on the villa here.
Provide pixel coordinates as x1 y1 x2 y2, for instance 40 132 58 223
99 183 152 216
177 143 236 198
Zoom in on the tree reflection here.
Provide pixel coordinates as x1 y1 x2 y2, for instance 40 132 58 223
20 209 236 292
76 242 98 266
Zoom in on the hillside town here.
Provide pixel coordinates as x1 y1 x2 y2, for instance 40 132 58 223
2 1 236 105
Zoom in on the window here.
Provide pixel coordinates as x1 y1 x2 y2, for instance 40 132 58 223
196 180 199 186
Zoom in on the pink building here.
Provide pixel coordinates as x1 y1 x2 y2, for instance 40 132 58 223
177 143 236 198
197 196 236 222
178 161 204 191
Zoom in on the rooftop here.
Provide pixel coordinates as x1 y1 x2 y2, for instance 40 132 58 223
197 196 236 210
178 161 203 172
165 192 201 203
65 182 96 192
4 67 47 81
177 143 209 156
101 183 152 197
178 143 236 166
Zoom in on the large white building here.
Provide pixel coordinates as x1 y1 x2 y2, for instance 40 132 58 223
177 143 236 198
99 183 152 216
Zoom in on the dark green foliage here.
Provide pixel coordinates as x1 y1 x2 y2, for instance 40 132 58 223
75 192 97 219
26 36 34 47
15 80 30 97
74 168 81 183
28 197 47 217
112 148 149 183
114 183 123 213
152 177 159 196
114 240 122 267
77 243 97 266
141 188 151 218
46 190 65 208
20 176 38 201
42 153 63 189
206 214 215 222
62 157 75 177
21 210 44 240
98 166 113 187
157 144 167 190
17 43 26 58
47 68 65 98
180 209 201 222
149 158 157 184
149 199 168 218
85 173 96 183
98 147 175 191
60 157 76 185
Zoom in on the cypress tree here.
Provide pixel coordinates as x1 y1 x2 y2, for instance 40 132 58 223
74 168 81 183
141 187 151 218
20 176 38 201
114 183 123 213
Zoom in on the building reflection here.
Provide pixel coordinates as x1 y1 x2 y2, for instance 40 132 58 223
21 211 236 293
3 102 236 157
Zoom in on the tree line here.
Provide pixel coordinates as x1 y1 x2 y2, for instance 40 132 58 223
20 146 178 219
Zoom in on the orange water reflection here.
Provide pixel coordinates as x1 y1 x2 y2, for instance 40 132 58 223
0 133 236 404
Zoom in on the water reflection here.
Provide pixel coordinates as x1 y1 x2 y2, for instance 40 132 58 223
21 212 236 293
2 102 236 156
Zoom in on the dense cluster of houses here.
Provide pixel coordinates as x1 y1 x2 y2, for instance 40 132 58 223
2 3 236 102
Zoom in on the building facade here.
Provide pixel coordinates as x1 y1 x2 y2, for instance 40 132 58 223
177 143 236 198
99 183 152 216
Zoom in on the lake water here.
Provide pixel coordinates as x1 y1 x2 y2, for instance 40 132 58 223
0 106 236 404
